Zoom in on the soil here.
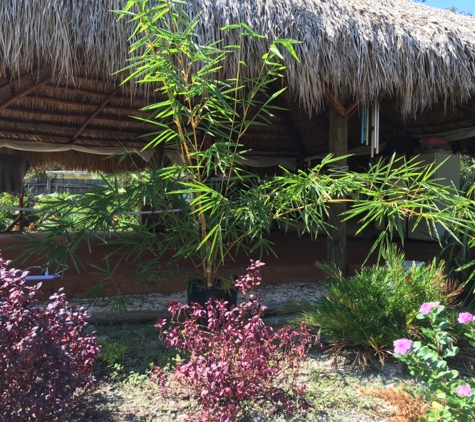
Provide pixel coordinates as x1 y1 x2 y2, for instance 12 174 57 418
65 282 461 422
70 350 421 422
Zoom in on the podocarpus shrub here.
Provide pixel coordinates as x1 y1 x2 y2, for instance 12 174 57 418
0 254 100 421
152 260 315 422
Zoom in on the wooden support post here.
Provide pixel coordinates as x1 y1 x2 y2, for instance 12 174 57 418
327 105 348 275
5 215 21 232
18 194 24 231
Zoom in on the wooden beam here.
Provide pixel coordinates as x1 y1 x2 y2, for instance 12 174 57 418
0 132 69 141
49 84 150 107
0 65 53 92
326 105 348 275
0 76 51 110
0 132 150 146
325 88 347 117
4 215 21 232
344 98 361 117
71 86 144 142
275 109 308 158
74 138 150 146
84 300 288 324
324 87 360 118
0 117 150 138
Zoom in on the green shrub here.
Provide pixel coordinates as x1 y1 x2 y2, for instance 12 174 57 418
97 338 127 366
0 192 19 231
296 246 460 359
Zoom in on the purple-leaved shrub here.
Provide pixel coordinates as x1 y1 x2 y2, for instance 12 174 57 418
0 254 100 421
152 260 315 422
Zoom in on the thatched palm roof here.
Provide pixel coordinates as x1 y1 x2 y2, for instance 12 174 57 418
0 0 475 171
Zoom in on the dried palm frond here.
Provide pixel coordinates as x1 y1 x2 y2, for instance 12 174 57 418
363 382 429 422
324 339 390 371
442 277 465 306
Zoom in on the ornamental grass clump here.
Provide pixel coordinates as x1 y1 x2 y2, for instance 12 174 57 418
394 304 475 422
0 254 100 421
152 260 315 422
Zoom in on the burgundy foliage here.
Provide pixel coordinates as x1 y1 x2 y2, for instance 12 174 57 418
152 260 315 422
0 255 100 421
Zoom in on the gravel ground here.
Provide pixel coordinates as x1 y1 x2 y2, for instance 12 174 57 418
72 282 327 314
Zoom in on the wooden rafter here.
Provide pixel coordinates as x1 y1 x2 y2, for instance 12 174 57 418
49 84 150 107
0 65 52 92
0 132 69 141
405 118 475 131
275 109 307 157
70 86 122 144
0 76 52 110
324 87 360 118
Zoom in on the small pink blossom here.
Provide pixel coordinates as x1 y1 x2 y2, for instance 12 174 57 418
394 338 413 355
419 302 440 314
456 385 472 396
458 312 474 324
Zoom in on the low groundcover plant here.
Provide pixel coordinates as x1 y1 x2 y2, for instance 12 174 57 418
393 302 475 422
152 260 315 422
0 254 100 421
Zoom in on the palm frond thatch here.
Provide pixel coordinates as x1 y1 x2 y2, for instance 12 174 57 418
0 0 473 116
0 1 475 170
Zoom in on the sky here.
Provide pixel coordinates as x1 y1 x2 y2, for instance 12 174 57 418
421 0 475 15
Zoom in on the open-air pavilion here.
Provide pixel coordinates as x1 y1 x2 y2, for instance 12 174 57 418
0 0 474 294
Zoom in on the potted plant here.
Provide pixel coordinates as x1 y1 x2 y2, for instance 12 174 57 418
15 0 300 307
118 0 306 304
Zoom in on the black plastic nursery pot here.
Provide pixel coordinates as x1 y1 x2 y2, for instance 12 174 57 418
187 284 238 308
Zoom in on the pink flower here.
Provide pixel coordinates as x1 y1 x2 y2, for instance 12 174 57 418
419 302 440 314
456 385 472 396
458 312 474 324
394 338 413 355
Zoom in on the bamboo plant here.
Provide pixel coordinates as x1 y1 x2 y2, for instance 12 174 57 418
14 0 302 298
116 0 304 288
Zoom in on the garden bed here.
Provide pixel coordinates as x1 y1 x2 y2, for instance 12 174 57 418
70 321 434 422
